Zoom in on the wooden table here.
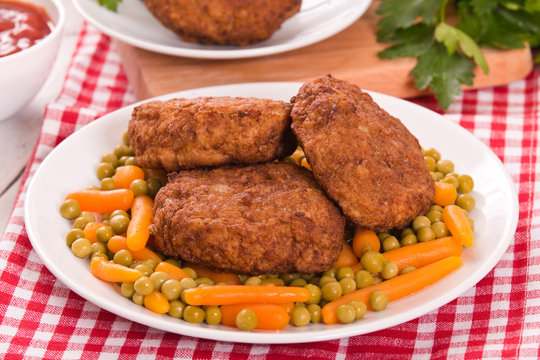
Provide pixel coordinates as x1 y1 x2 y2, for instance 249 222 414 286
0 0 83 233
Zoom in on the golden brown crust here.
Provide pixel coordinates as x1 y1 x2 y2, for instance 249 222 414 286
143 0 302 46
152 162 345 275
128 97 297 171
290 75 435 232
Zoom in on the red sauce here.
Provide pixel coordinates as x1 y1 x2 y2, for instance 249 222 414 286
0 1 53 57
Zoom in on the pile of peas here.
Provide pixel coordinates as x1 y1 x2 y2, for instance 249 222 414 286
60 138 476 330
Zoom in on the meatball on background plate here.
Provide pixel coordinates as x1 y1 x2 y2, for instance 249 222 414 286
291 75 435 232
152 163 345 275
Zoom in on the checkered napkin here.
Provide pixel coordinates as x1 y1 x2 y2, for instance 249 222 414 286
1 23 538 359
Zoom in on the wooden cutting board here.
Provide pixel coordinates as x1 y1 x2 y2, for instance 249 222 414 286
114 2 533 101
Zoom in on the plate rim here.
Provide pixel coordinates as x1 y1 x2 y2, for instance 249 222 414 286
72 0 373 59
24 81 519 343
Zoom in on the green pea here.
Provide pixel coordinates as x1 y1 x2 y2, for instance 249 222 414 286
100 177 116 191
66 228 85 247
339 277 357 294
114 144 131 158
321 281 343 301
113 249 133 267
322 268 337 278
456 194 475 212
431 221 449 238
184 306 205 324
436 159 454 174
369 290 388 311
458 174 474 193
101 153 118 168
91 252 108 261
149 271 169 291
121 282 135 298
60 199 80 220
381 261 399 280
117 156 128 167
355 270 374 289
182 267 197 279
441 176 459 189
425 210 442 224
360 250 385 274
400 233 418 246
122 130 130 146
71 238 92 258
382 236 400 252
160 279 181 300
164 258 182 268
349 300 367 320
417 227 436 242
142 259 158 271
97 162 115 180
307 304 322 323
134 276 154 296
400 266 416 275
319 275 338 287
110 215 130 235
205 306 222 325
372 277 383 285
304 284 321 304
424 156 436 171
378 232 391 241
279 272 300 285
130 179 148 196
292 306 311 327
289 278 307 287
196 277 214 286
244 276 262 286
309 277 321 286
236 309 257 331
132 293 144 306
73 216 90 230
91 242 107 256
336 304 356 324
111 210 129 219
124 157 137 166
412 216 431 231
180 277 197 291
424 148 441 162
430 172 439 182
147 178 162 199
401 227 414 238
168 300 185 318
336 266 355 280
133 263 153 277
261 278 285 286
96 226 114 243
430 204 444 212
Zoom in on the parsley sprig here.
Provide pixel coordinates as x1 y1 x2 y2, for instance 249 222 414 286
98 0 122 12
377 0 540 109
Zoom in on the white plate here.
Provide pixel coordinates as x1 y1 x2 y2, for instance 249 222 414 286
73 0 372 59
25 82 518 344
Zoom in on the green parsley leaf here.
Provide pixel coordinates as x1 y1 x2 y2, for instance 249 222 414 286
411 43 475 110
98 0 122 12
435 23 489 74
378 24 435 59
470 0 497 15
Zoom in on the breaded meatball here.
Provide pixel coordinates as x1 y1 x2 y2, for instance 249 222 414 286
144 0 302 46
290 75 435 232
152 162 345 275
128 97 297 171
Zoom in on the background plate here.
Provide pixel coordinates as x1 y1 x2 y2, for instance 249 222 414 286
25 82 518 344
73 0 372 59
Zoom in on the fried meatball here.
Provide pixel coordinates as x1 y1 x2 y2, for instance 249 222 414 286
290 75 435 232
143 0 302 46
128 97 297 171
152 162 345 275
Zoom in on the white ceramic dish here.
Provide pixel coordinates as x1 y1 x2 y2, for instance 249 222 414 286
25 82 518 344
0 0 65 122
73 0 372 59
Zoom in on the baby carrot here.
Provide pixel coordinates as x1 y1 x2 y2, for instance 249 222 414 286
113 165 145 189
352 228 380 257
144 291 170 314
442 205 474 247
90 257 143 283
221 303 290 330
433 181 458 207
107 235 161 261
154 261 191 281
83 222 105 244
183 285 310 306
333 242 359 268
126 195 153 251
383 236 462 271
66 189 134 214
322 256 462 324
184 263 241 285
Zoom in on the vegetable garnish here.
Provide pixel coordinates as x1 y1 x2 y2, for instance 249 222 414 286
183 285 310 306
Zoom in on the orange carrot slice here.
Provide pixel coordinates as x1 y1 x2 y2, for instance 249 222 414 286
322 256 462 324
433 181 458 207
442 205 474 247
66 189 134 214
83 222 105 244
126 195 153 251
184 263 241 285
154 262 191 281
183 285 310 306
383 236 462 271
90 257 142 283
106 235 161 261
333 242 359 268
352 228 380 257
113 165 145 189
221 303 290 330
144 291 170 314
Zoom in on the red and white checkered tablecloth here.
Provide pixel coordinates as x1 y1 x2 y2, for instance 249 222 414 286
1 23 539 359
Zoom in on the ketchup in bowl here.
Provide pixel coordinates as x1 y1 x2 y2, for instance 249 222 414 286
0 0 53 57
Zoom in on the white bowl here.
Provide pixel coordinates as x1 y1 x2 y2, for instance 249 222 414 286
0 0 65 122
